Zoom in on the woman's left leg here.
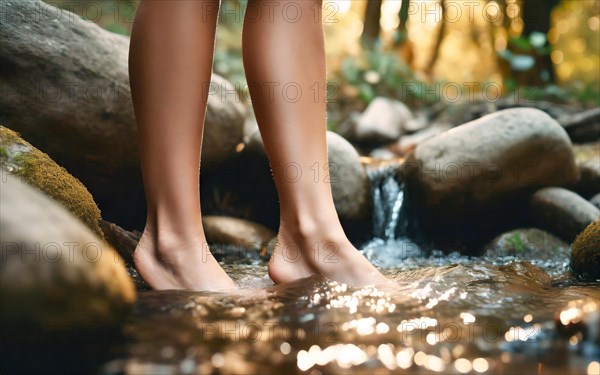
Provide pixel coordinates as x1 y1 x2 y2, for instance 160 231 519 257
242 0 388 286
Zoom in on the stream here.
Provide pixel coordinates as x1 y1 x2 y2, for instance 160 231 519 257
101 167 599 374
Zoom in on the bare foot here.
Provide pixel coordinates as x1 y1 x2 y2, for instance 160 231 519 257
268 220 389 287
268 228 315 284
134 229 237 291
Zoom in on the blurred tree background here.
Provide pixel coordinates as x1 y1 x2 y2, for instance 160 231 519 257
51 0 599 126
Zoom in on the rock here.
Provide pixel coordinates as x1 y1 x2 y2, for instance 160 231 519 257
570 220 600 280
354 97 413 144
403 108 578 248
326 132 373 224
573 142 600 198
204 130 373 241
388 123 452 156
202 74 248 167
251 129 372 224
403 112 429 133
0 126 103 237
406 108 578 208
530 187 600 242
100 220 142 263
0 174 136 327
202 216 276 250
590 193 600 210
243 113 260 144
336 111 361 140
369 147 398 160
0 0 246 230
559 107 600 143
433 98 581 128
484 228 569 259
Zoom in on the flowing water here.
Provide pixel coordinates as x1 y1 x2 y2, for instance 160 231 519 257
100 167 599 375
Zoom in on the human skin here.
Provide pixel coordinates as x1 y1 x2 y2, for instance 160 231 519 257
129 0 387 291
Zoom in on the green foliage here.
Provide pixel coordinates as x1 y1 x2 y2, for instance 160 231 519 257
52 0 137 36
104 23 129 36
498 32 555 86
333 49 432 106
567 84 600 107
48 0 597 111
503 82 600 107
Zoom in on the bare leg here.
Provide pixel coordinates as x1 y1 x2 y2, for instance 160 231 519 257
242 0 387 286
129 0 235 291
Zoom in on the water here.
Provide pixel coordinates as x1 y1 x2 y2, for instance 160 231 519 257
101 167 599 374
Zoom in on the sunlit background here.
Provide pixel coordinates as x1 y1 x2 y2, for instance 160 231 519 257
52 0 600 112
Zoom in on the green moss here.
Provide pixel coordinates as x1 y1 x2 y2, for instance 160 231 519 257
0 126 103 238
571 220 600 281
507 233 526 253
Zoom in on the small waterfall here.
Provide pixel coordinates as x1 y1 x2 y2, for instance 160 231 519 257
369 165 405 240
361 164 423 267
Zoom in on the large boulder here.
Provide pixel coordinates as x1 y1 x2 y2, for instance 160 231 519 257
530 187 600 242
403 108 578 248
0 174 136 327
0 0 246 230
0 126 103 237
570 220 600 281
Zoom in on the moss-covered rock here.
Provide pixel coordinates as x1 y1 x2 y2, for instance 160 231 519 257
571 220 600 281
0 126 103 237
0 174 136 326
485 228 570 259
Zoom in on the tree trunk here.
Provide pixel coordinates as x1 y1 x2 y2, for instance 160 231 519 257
520 0 560 84
361 0 382 49
395 0 414 66
424 0 446 80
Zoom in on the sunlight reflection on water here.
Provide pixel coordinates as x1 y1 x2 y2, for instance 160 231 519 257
106 256 599 375
103 168 598 374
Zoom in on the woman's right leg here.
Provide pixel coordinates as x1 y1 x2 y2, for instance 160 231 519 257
128 0 235 290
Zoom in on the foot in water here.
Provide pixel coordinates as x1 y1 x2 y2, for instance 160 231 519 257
268 218 389 287
133 228 237 292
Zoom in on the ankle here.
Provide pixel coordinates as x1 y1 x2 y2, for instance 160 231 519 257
143 211 204 239
277 215 348 248
140 218 208 256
